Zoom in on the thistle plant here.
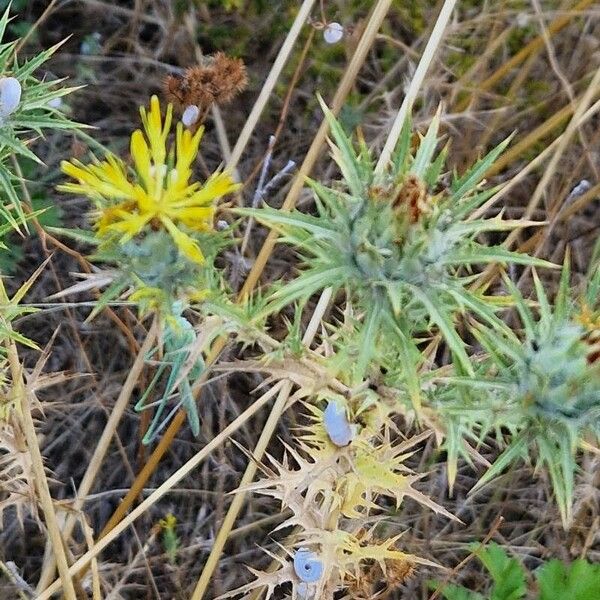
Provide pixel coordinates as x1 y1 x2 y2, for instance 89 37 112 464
428 263 600 527
59 94 240 315
60 95 239 439
221 380 454 599
241 100 550 405
0 6 79 231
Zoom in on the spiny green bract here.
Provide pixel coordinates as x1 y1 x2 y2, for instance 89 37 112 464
0 6 79 231
240 100 551 397
432 263 600 527
87 228 230 319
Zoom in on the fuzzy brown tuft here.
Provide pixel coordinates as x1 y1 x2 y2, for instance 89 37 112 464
164 52 248 112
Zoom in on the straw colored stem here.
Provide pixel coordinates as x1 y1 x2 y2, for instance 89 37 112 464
375 0 457 173
36 316 158 592
226 0 317 173
36 380 288 600
189 288 333 600
0 294 77 600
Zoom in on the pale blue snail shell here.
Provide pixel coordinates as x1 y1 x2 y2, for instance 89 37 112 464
0 77 21 117
323 400 355 447
293 548 323 583
182 104 200 128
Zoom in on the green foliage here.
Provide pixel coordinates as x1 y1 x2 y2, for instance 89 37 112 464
537 558 600 600
430 263 600 527
0 5 79 231
241 100 549 391
159 513 180 565
135 311 205 445
430 543 600 600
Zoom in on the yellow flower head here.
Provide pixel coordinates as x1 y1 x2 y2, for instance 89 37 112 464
60 95 239 263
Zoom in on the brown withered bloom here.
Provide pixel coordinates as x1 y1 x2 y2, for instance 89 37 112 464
393 173 429 224
164 52 247 112
346 557 416 599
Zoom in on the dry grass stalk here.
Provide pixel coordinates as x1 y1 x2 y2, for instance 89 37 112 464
1 322 77 599
36 317 158 592
36 380 289 599
376 0 458 172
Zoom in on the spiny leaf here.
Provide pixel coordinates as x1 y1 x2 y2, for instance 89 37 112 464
469 436 528 496
318 94 365 198
411 105 441 179
450 134 513 200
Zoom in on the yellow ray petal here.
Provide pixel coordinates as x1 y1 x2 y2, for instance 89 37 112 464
183 171 240 206
160 215 205 264
167 205 214 230
131 129 153 193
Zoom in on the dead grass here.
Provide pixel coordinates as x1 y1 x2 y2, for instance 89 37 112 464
1 0 599 598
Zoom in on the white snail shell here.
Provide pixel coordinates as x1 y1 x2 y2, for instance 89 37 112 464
293 548 323 583
323 22 344 44
323 400 355 447
0 77 22 117
182 104 200 128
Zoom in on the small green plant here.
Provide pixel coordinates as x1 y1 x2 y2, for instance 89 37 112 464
429 542 600 600
429 262 600 527
159 513 180 565
0 6 78 232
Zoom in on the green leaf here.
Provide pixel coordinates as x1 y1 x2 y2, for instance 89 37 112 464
13 38 68 79
442 247 556 270
411 106 441 178
392 113 413 174
537 559 600 600
536 435 575 528
469 436 528 496
236 205 337 239
476 543 526 600
391 315 423 411
0 4 12 45
45 225 99 246
318 95 365 197
355 295 383 379
0 129 43 164
84 279 128 322
451 135 513 200
554 257 571 323
501 274 536 341
445 284 516 341
265 266 347 316
424 142 448 188
426 582 485 600
408 284 474 376
532 269 552 324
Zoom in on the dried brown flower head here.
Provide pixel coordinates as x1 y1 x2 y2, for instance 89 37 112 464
345 557 416 599
393 173 428 224
164 52 248 112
